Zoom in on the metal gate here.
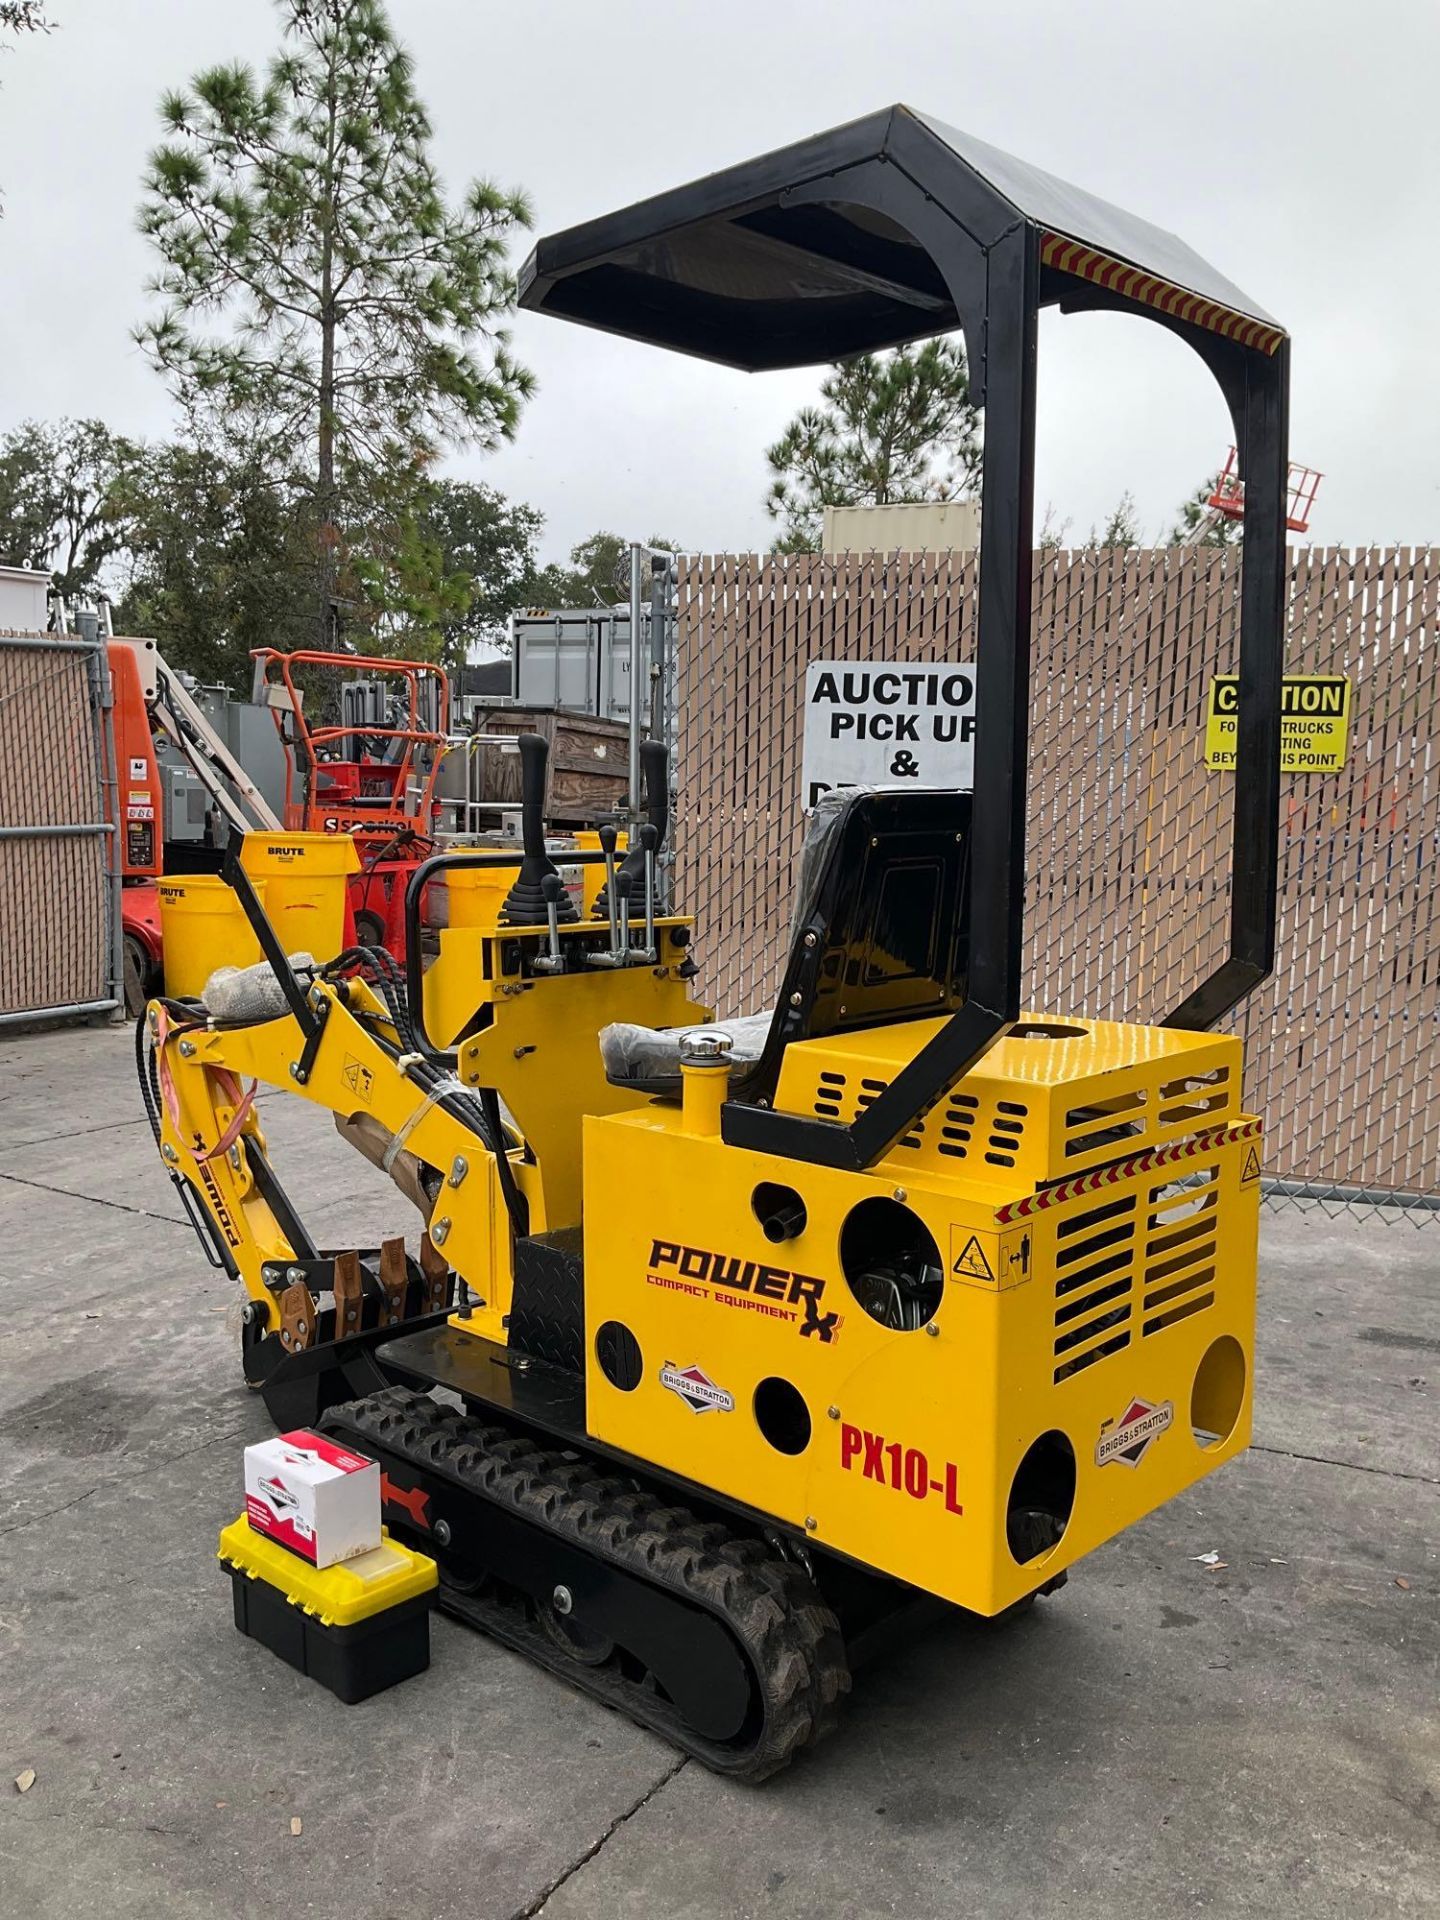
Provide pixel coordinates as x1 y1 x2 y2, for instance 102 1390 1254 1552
0 623 122 1026
673 547 1440 1211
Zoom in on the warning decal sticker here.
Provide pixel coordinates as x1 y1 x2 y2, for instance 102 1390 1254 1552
1205 675 1351 774
998 1227 1033 1288
951 1233 994 1282
342 1057 373 1102
949 1226 1033 1290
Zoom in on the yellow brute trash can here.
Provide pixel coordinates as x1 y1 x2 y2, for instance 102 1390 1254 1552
238 832 360 964
430 862 518 929
158 875 267 998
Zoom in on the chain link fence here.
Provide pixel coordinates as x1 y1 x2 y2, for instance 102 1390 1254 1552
0 628 122 1026
673 547 1440 1221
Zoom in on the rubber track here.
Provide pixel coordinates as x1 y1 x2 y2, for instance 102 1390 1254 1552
327 1386 851 1780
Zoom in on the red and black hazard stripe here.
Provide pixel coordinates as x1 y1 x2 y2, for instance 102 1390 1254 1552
995 1120 1262 1226
1041 234 1286 356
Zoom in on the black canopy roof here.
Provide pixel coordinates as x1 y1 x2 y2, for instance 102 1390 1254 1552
518 104 1283 375
517 107 1290 1168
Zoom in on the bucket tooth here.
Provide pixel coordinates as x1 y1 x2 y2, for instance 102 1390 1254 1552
278 1280 317 1353
378 1237 408 1327
418 1236 450 1316
333 1250 363 1339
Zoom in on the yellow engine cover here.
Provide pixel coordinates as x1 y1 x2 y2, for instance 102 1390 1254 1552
582 1015 1260 1616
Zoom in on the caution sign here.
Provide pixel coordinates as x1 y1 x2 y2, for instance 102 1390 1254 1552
949 1224 1034 1290
951 1232 994 1283
1242 1146 1261 1184
1205 676 1351 774
342 1056 373 1103
998 1226 1033 1289
801 662 977 811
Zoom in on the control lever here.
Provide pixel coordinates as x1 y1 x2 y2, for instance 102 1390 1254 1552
600 824 620 950
593 740 669 921
637 823 659 961
640 738 669 896
615 869 633 964
532 873 566 973
587 824 625 967
500 733 577 927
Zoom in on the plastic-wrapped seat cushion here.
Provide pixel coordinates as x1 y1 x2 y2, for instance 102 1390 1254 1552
599 1012 772 1088
595 789 876 1091
202 954 317 1022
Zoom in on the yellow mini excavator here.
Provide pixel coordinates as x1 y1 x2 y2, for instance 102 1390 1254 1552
142 107 1289 1778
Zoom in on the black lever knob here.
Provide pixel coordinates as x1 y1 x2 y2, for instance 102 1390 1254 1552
597 744 669 924
637 824 659 958
596 822 621 943
537 872 566 969
518 732 547 859
640 740 669 854
500 734 577 927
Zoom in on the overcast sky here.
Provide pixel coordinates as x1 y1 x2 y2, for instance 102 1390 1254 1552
2 0 1437 560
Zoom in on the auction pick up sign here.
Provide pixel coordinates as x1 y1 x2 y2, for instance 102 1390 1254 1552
801 662 976 811
1205 675 1352 774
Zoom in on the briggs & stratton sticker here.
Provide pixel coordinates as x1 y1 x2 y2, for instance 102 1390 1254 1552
1095 1397 1174 1468
659 1362 736 1414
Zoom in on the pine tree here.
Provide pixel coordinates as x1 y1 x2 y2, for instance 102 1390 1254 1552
417 479 546 662
1088 490 1142 549
1 3 53 208
1036 505 1071 552
528 531 683 610
1167 473 1241 547
135 0 534 647
765 339 982 552
114 444 318 687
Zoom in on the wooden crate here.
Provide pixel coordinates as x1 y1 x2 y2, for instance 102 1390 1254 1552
472 707 631 823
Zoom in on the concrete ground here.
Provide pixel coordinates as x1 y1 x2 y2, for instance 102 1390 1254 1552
0 1021 1436 1920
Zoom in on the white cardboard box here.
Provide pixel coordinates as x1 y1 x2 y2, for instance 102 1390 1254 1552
244 1429 381 1568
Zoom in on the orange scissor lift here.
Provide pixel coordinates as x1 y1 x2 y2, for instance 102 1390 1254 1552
251 649 452 958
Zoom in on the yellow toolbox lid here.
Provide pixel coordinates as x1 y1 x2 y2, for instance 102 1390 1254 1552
219 1516 438 1627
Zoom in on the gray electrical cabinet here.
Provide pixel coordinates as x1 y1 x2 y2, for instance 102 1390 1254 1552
194 684 290 820
507 608 652 727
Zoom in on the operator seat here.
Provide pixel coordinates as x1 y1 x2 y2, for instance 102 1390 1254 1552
600 785 973 1105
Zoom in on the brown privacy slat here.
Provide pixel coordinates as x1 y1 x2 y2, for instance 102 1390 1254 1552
0 639 110 1017
675 547 1440 1197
